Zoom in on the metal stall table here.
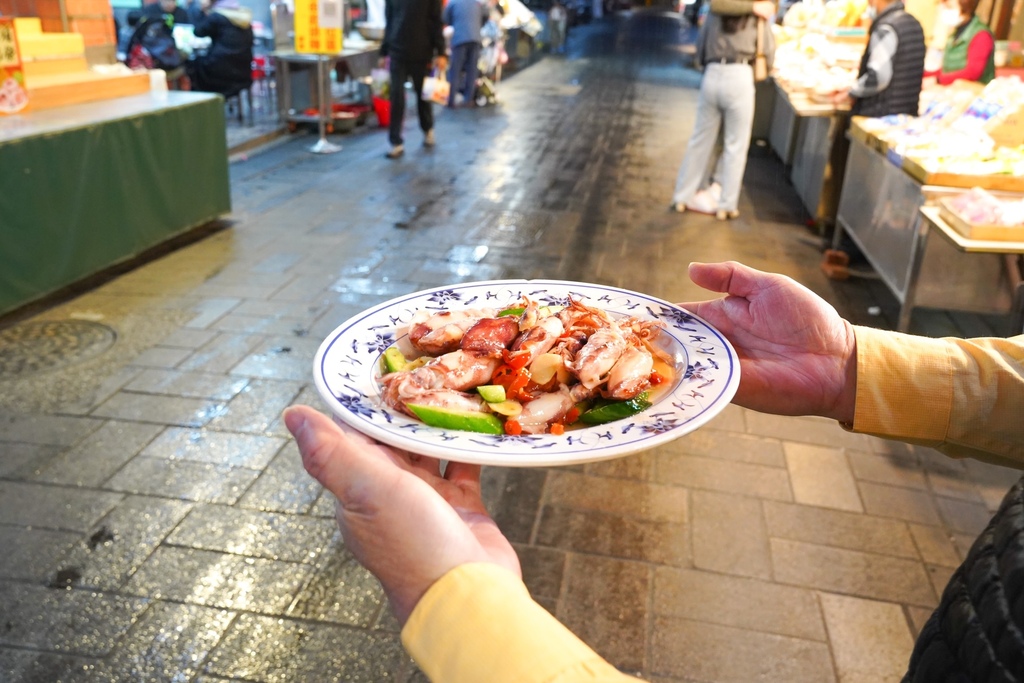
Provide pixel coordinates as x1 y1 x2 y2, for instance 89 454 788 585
768 82 851 231
834 136 1024 331
273 46 380 133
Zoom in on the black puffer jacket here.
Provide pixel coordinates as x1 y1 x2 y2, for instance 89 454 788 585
903 475 1024 682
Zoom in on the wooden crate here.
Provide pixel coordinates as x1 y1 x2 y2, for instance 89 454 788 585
903 155 1024 193
938 198 1024 241
26 70 150 110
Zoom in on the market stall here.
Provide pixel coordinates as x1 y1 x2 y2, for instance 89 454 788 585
273 45 380 133
0 90 230 316
832 78 1024 330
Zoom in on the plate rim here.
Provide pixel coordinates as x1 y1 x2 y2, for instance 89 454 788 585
312 278 740 467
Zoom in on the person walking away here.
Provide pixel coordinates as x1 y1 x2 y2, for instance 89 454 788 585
831 0 926 116
381 0 448 158
444 0 485 107
924 0 995 85
548 0 567 54
671 0 775 221
188 0 254 98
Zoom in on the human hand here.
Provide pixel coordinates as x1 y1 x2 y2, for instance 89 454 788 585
751 1 775 19
831 90 854 108
435 55 448 71
283 405 521 625
378 56 389 68
677 261 857 422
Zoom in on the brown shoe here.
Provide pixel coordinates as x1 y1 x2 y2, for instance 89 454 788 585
386 144 404 159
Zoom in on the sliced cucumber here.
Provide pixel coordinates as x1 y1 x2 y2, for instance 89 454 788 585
578 392 652 425
407 404 504 434
382 346 408 374
477 384 507 403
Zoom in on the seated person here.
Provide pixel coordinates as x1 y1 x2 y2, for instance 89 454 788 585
925 0 995 85
141 0 190 26
187 0 254 97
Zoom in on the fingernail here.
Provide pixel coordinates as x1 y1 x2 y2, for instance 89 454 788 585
283 406 308 439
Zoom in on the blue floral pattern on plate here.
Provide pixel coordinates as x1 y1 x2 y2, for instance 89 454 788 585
313 280 740 467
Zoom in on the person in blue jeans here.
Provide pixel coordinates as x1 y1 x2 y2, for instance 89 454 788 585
672 0 774 221
444 0 485 107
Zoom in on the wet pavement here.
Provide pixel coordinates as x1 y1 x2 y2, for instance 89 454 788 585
2 10 1021 683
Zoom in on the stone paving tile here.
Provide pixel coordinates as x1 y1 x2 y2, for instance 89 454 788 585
933 496 993 535
0 526 80 582
908 523 961 567
31 421 164 487
744 412 877 451
926 469 985 503
517 543 567 604
906 605 936 637
0 582 148 655
205 378 304 434
311 489 339 518
537 503 689 565
104 457 260 504
650 616 836 682
0 481 122 531
859 481 942 526
764 500 917 559
210 312 315 338
60 366 143 417
656 453 793 502
545 471 688 522
692 490 771 579
203 613 410 681
847 449 927 491
287 537 386 627
490 467 548 544
238 440 324 513
88 602 235 683
124 368 251 401
819 592 914 683
168 504 336 563
125 547 314 614
558 554 650 674
160 327 219 349
89 392 226 428
653 567 826 641
141 426 286 469
228 339 321 382
583 450 658 481
770 538 937 607
927 563 957 600
0 412 103 447
127 345 193 369
177 332 264 374
785 442 863 512
184 298 242 329
0 441 62 478
0 647 96 683
666 427 786 468
54 495 194 591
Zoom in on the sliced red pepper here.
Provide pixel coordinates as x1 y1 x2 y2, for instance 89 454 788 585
504 419 522 436
564 407 580 424
649 371 666 386
503 349 531 370
549 423 565 436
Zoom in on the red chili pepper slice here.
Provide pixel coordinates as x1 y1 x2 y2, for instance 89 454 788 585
549 423 565 436
504 419 522 436
649 371 666 385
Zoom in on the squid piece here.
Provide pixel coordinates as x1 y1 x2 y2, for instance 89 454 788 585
460 317 521 358
408 307 497 356
557 298 615 338
603 344 654 400
509 315 564 366
571 325 628 390
517 385 575 434
380 362 491 417
425 350 502 392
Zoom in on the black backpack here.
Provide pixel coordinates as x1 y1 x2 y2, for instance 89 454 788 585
125 17 183 71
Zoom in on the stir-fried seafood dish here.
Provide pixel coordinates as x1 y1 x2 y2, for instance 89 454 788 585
378 297 675 435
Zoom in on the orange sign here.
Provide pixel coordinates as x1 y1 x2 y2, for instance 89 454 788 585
0 18 29 115
294 0 343 54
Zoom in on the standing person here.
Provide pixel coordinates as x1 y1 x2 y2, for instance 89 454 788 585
284 260 1024 683
548 0 567 54
187 0 254 98
671 0 775 221
831 0 926 116
380 0 448 159
925 0 995 85
444 0 485 107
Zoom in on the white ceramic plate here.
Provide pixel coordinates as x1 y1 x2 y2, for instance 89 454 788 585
313 280 740 467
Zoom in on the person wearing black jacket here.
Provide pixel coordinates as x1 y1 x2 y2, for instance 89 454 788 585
380 0 448 159
187 0 254 98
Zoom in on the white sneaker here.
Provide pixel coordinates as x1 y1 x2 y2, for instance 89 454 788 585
386 144 404 159
686 188 717 215
715 209 740 221
424 129 436 147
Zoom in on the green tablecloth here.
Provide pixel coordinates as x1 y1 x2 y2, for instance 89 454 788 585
0 91 231 316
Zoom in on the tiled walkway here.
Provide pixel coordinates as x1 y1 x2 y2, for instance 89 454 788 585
1 11 1020 682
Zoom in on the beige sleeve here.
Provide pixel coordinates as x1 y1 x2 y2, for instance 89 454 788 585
851 326 1024 468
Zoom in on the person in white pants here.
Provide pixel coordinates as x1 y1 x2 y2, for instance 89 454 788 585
672 2 774 220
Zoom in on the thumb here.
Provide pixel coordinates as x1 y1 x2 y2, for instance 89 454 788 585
283 405 399 509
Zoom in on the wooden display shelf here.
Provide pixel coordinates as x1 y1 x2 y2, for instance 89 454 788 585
848 116 888 154
26 70 151 110
902 155 1024 193
938 199 1024 242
